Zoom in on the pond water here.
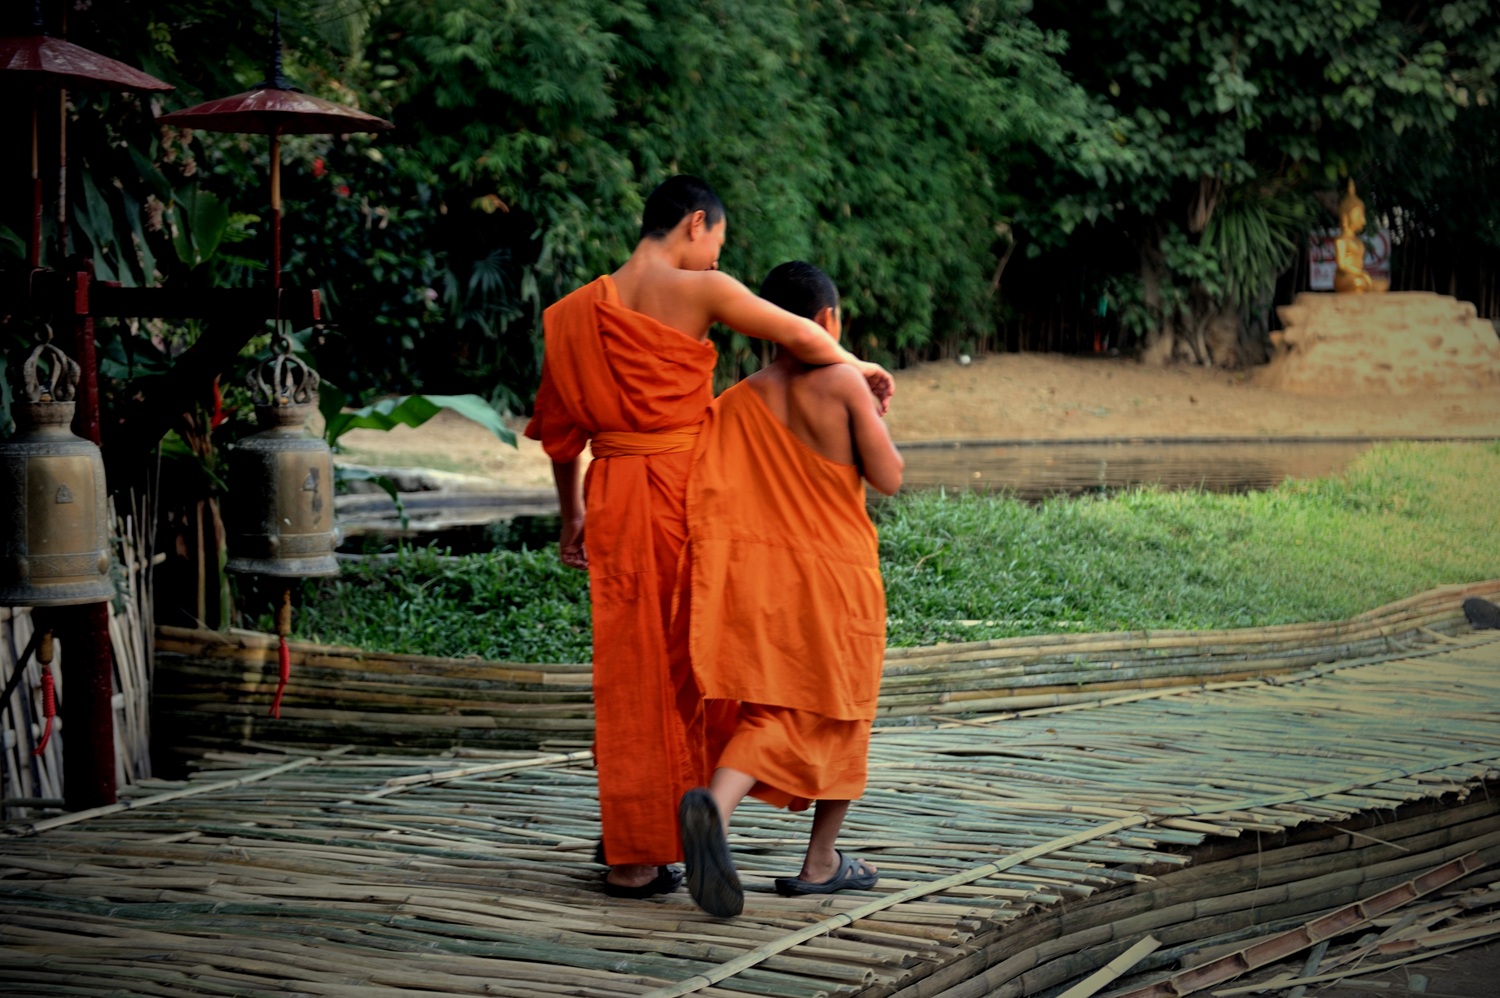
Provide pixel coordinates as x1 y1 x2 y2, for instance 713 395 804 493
336 436 1455 553
896 437 1380 500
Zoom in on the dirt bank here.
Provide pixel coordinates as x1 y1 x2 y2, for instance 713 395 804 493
334 353 1500 487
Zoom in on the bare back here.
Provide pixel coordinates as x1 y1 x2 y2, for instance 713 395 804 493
745 359 903 494
747 363 858 464
609 261 719 341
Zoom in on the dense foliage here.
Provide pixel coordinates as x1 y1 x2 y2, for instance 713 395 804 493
287 443 1500 660
1027 0 1500 364
2 0 1498 420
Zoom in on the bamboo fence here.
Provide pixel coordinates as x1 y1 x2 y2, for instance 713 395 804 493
1 497 157 819
3 633 1500 997
151 580 1500 760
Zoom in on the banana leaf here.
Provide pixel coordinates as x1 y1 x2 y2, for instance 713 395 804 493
319 386 517 450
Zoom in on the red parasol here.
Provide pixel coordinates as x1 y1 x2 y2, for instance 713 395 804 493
1 2 173 268
156 15 392 287
0 33 175 91
156 88 392 136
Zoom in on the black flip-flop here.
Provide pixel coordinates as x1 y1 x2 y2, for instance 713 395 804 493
601 864 683 899
678 787 743 917
774 850 879 897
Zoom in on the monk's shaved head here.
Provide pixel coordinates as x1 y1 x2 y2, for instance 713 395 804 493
641 175 726 240
759 261 839 321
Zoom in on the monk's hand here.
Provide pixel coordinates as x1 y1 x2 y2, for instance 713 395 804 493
559 516 588 570
855 361 895 416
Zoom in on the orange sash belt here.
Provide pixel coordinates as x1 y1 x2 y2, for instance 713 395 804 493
590 425 701 458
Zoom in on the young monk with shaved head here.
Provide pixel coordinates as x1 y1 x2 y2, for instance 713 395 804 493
526 178 893 898
678 261 903 917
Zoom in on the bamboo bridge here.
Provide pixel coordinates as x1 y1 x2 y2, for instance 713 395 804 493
3 597 1500 996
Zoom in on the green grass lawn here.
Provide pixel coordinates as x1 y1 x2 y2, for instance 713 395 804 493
284 442 1500 662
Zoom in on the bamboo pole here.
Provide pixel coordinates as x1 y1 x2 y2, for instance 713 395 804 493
9 747 352 835
145 590 1500 757
1056 935 1160 998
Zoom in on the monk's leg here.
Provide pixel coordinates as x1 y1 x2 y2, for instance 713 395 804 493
708 766 757 833
796 799 878 884
680 770 751 917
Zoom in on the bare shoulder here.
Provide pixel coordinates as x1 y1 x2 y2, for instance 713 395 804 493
674 268 749 299
801 361 868 396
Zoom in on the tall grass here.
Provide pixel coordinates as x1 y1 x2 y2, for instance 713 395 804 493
286 442 1500 660
289 545 592 662
880 442 1499 645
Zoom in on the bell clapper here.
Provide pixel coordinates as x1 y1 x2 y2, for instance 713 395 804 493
32 626 57 756
268 586 293 719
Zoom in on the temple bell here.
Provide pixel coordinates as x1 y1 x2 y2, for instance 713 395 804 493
0 339 115 607
225 336 339 578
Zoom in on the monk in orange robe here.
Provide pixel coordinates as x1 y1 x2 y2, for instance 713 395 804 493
677 262 903 917
526 178 894 897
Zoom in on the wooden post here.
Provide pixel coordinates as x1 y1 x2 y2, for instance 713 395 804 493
59 263 117 810
269 128 281 288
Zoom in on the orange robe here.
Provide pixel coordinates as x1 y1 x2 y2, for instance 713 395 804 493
686 381 886 808
525 275 716 866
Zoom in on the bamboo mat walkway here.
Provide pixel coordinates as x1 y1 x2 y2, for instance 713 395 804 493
3 632 1500 997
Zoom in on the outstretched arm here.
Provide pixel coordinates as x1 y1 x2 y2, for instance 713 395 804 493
703 271 894 414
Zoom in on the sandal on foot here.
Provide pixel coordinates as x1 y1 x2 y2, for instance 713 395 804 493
601 865 683 899
679 787 743 917
774 850 879 897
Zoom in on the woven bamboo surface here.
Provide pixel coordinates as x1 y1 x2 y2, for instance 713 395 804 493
150 580 1500 758
3 629 1500 997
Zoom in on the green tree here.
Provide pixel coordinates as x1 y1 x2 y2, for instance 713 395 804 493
374 0 1113 379
1029 0 1500 366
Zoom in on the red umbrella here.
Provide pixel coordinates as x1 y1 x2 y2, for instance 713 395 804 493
156 15 392 287
1 2 173 267
156 88 392 136
0 33 175 91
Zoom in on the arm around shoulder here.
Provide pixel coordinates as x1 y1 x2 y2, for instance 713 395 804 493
703 271 845 364
702 271 895 410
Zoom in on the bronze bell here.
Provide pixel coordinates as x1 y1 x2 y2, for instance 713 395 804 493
225 342 339 577
0 340 115 607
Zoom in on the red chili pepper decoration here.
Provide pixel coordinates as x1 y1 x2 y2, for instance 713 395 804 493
267 588 295 718
32 666 56 756
268 634 290 718
210 376 227 429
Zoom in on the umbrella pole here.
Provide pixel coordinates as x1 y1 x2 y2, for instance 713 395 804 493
31 94 42 268
55 86 67 260
270 127 281 288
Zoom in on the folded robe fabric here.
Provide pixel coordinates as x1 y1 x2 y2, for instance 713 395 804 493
525 274 717 866
686 380 886 805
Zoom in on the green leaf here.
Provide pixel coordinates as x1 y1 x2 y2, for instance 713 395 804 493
119 189 156 287
75 169 115 261
319 381 350 445
323 393 517 450
171 187 230 268
128 145 173 202
0 224 24 261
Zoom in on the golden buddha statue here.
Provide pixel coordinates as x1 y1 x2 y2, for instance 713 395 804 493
1333 180 1388 293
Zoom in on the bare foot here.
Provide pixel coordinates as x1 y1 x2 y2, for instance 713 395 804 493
605 863 662 889
798 847 877 885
